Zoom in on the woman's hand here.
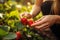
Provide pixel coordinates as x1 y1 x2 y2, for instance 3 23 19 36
20 12 32 18
31 15 57 30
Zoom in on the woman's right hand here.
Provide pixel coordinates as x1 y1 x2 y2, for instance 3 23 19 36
20 12 32 18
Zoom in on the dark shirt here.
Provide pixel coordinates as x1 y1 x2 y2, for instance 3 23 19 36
41 1 60 40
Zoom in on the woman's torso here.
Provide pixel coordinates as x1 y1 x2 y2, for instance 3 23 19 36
41 1 53 15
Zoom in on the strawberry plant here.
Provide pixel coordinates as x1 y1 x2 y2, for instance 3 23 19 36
0 0 50 40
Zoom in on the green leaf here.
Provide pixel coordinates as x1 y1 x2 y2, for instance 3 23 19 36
4 33 17 40
15 22 24 30
0 25 10 32
0 28 8 36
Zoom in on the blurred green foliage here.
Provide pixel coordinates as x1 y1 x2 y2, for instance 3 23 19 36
0 0 44 40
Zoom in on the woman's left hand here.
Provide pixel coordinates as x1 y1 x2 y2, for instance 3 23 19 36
31 15 57 30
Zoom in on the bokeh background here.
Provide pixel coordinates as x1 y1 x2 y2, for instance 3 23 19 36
0 0 44 40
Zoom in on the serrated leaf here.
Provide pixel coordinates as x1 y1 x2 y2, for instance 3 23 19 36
4 33 17 40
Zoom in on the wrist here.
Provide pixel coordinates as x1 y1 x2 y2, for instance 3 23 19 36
55 15 60 24
30 5 41 17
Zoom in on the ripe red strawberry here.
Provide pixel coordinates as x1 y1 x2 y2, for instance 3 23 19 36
28 20 34 27
21 18 28 25
16 31 22 40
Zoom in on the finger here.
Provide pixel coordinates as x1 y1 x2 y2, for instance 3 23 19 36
40 26 49 31
39 26 50 34
34 25 50 36
20 13 25 18
35 16 45 23
34 22 49 30
40 26 51 36
20 12 28 18
20 14 22 18
31 18 47 26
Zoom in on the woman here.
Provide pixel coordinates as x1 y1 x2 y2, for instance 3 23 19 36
21 0 60 40
31 0 60 40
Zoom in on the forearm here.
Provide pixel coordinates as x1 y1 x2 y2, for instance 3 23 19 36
30 5 41 18
30 0 43 18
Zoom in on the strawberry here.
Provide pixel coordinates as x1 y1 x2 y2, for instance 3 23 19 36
28 20 34 27
21 18 28 25
16 31 22 40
